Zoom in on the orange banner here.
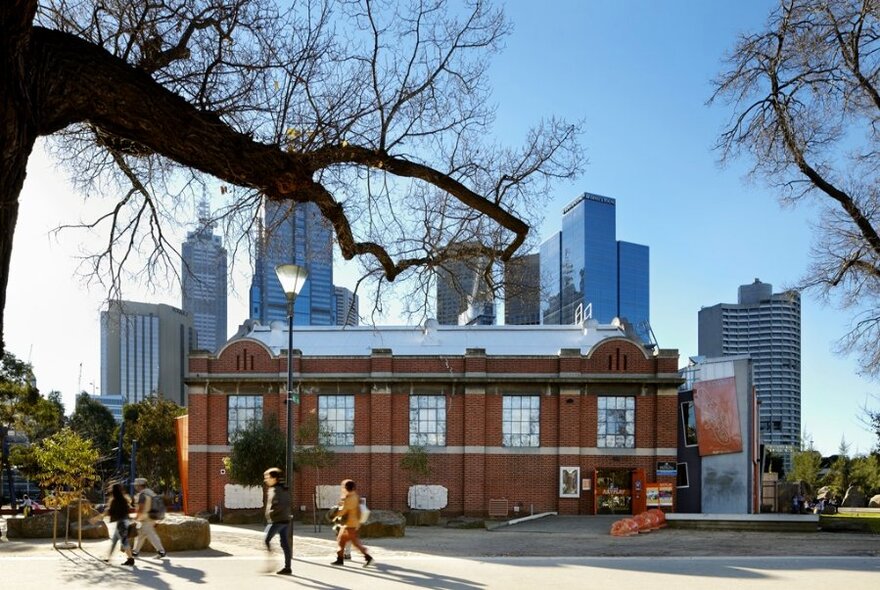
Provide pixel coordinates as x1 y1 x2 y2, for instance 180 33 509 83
175 415 189 514
693 377 742 456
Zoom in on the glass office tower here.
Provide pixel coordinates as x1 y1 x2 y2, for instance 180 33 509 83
182 200 228 352
617 241 650 341
249 200 334 325
560 193 618 324
540 233 562 324
539 192 650 339
504 253 541 325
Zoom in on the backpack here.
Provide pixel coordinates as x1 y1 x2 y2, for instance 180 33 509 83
358 499 370 524
147 493 166 520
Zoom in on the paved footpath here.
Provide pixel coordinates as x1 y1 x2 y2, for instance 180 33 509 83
2 517 879 589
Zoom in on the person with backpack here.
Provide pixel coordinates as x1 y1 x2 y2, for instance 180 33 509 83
330 479 372 567
131 477 166 558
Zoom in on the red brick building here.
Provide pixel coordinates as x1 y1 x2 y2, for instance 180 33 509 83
185 321 682 517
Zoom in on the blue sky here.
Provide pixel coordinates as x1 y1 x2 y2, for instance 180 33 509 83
5 1 878 456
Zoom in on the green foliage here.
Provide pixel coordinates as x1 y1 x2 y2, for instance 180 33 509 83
123 396 185 491
32 428 98 507
400 445 431 484
850 454 880 497
69 392 120 486
223 416 285 487
789 449 823 493
867 405 880 453
1 351 65 499
69 392 117 457
825 438 853 497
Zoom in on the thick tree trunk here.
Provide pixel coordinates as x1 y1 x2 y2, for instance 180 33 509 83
1 1 38 356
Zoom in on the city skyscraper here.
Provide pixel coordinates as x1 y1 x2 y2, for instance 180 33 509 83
249 200 334 325
504 253 540 325
334 286 359 326
617 241 650 342
698 279 801 467
540 232 562 325
435 255 496 325
540 192 650 337
182 199 228 352
100 300 194 406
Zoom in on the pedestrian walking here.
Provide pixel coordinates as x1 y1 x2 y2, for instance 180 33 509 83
91 483 135 566
263 468 292 575
330 479 372 567
131 477 167 558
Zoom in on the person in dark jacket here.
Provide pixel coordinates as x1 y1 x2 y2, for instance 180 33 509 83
92 483 135 566
263 467 292 575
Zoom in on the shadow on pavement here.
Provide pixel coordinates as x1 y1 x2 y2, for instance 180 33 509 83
462 555 880 581
303 559 485 589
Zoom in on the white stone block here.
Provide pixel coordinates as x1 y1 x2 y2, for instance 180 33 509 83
408 485 448 510
224 484 263 509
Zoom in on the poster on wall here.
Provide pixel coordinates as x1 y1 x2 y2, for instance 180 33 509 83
658 483 673 507
693 377 743 456
559 466 580 498
646 483 660 507
656 461 677 477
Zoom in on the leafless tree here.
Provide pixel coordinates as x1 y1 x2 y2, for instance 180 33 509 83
712 0 880 376
0 0 583 351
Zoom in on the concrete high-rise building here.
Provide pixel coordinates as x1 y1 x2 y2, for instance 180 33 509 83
100 300 195 406
504 253 540 325
540 192 650 337
249 200 334 325
182 199 228 352
435 255 496 325
698 279 801 468
334 286 359 326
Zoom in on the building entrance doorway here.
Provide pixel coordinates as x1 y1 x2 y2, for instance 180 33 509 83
596 469 632 515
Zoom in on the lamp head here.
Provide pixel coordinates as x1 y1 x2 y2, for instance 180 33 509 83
275 264 308 300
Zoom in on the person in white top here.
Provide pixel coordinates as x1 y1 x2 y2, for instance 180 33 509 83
131 478 167 558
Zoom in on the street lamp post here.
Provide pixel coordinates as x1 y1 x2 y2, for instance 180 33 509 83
274 263 308 544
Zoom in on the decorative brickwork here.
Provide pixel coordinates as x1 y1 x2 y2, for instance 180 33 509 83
186 332 682 518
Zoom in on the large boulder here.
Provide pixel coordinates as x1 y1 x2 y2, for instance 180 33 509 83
869 494 880 508
135 515 211 552
405 509 441 526
6 512 61 538
841 485 866 508
69 519 109 540
358 510 405 538
221 509 264 525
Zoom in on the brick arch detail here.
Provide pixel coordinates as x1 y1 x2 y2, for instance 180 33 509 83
215 338 277 372
584 337 650 361
583 338 652 373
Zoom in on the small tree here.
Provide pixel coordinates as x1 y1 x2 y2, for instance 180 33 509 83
293 414 336 486
32 428 99 546
33 427 99 502
223 417 285 487
825 438 853 497
400 445 431 484
789 434 822 494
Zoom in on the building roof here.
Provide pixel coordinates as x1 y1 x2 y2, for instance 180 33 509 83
227 318 639 357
